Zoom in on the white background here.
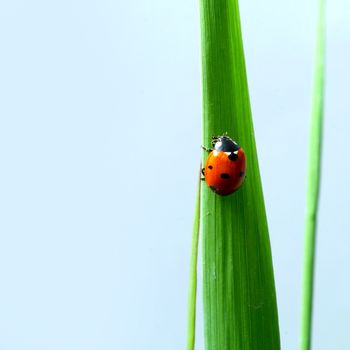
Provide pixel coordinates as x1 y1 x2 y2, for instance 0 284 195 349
0 0 349 349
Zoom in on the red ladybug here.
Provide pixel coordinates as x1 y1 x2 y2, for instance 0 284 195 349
202 135 246 196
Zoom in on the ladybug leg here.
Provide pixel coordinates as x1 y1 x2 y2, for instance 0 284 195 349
201 145 212 152
201 168 205 181
201 168 206 181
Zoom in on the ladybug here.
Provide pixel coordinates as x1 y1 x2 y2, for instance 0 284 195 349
202 135 246 196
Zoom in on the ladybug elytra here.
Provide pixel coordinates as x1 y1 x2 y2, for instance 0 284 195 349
202 135 246 196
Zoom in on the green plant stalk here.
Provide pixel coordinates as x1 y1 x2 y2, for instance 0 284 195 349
186 171 201 350
199 0 280 349
300 0 325 349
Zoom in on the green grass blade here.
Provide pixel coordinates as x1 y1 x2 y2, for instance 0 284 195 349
186 171 201 350
300 0 326 349
199 0 280 349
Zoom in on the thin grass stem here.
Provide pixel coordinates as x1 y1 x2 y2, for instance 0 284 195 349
300 0 326 349
186 168 201 350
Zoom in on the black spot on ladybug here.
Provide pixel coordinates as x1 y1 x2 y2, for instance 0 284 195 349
239 171 245 177
208 165 213 169
228 152 238 161
220 173 230 179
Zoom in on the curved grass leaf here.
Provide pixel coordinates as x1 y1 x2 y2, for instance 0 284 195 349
199 0 280 349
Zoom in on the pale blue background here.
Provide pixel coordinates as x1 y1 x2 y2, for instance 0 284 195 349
0 0 349 349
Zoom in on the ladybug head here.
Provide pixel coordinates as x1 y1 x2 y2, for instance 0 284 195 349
212 135 240 152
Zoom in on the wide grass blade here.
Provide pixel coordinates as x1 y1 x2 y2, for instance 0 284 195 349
300 0 326 349
199 0 280 349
